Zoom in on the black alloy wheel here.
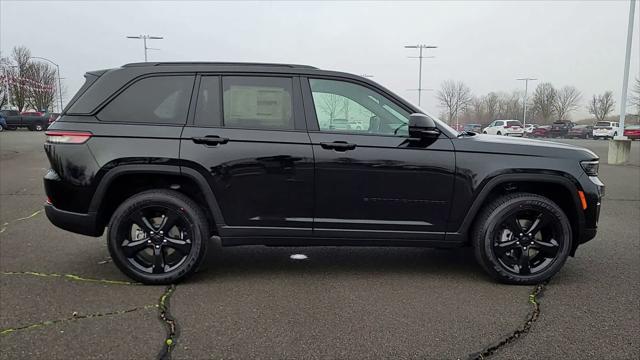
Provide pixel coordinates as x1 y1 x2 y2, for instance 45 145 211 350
473 192 572 284
492 208 563 276
108 190 209 284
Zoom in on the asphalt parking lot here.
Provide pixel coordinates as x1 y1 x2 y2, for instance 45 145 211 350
0 131 638 360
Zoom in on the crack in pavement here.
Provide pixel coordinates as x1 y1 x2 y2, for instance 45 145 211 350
1 271 139 286
157 285 179 360
0 209 43 234
0 304 158 336
466 280 549 359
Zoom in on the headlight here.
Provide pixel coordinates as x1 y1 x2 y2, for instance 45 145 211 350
581 160 599 176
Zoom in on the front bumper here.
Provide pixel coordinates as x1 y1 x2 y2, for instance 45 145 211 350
44 204 103 237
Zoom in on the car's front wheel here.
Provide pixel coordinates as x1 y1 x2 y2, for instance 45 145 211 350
472 192 572 284
107 189 209 284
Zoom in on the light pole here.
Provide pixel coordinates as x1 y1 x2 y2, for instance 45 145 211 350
517 77 537 130
30 56 63 112
126 35 164 62
616 0 636 140
405 44 437 106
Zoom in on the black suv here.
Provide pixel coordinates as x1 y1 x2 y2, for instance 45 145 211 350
548 120 574 138
44 62 604 285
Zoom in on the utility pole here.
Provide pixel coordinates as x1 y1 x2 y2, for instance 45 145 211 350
30 57 63 112
617 0 636 139
126 35 164 62
517 77 537 129
405 44 437 106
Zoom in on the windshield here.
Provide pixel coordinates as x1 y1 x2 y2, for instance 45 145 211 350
596 121 612 127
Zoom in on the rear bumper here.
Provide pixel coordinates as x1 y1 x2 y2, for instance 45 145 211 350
44 204 103 237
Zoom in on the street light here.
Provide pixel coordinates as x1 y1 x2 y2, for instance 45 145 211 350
30 56 63 113
126 35 164 62
405 44 437 106
517 77 537 129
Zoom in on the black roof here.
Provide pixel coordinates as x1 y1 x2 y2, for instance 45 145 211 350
122 62 318 69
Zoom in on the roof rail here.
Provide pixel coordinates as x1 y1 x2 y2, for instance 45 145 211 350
122 62 317 69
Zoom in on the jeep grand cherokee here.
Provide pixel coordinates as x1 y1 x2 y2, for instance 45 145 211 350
43 62 604 284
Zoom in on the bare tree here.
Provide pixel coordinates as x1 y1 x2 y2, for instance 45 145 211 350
588 91 616 122
531 83 557 124
631 78 640 119
553 86 582 120
9 46 32 111
26 61 57 111
483 92 499 122
316 93 343 127
436 80 472 126
0 55 10 109
496 91 522 120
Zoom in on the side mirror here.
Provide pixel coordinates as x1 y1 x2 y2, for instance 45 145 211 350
409 113 440 138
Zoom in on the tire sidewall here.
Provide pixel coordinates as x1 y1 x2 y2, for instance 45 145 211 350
107 191 208 284
477 195 572 284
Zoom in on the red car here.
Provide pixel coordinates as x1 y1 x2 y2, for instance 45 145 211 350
624 125 640 140
21 111 44 116
531 125 551 137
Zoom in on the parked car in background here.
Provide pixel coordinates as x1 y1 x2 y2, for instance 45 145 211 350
567 125 593 139
46 112 60 127
548 120 574 138
0 114 6 132
482 120 524 136
624 125 640 140
523 124 538 135
21 111 44 117
593 121 619 139
531 125 551 138
463 123 482 133
0 110 49 131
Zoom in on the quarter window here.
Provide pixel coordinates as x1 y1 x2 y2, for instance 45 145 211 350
98 76 194 124
309 79 411 136
194 76 221 127
222 76 293 130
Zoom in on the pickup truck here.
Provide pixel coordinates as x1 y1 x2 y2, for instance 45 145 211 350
0 110 49 131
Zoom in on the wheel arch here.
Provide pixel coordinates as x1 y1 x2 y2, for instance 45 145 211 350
89 164 225 235
450 172 585 255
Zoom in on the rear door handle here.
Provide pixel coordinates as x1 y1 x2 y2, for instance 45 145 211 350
192 136 229 146
320 141 357 151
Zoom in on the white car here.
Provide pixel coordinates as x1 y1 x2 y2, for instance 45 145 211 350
482 120 525 137
592 121 619 140
524 124 539 135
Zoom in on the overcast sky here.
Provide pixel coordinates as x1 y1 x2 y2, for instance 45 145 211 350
1 0 638 119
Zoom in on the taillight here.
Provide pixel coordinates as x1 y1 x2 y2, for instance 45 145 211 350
45 131 92 144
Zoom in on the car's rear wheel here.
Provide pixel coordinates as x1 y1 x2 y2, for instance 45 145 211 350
107 189 209 284
472 192 572 284
496 131 502 136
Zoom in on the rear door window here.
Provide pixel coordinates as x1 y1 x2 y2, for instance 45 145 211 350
98 75 195 124
222 76 293 130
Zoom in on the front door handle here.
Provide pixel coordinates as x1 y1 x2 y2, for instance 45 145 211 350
320 141 357 151
192 136 229 146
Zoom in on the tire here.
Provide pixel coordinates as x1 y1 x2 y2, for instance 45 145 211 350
107 189 210 284
472 192 572 284
0 125 3 132
496 131 502 136
34 124 44 131
483 131 487 134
